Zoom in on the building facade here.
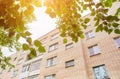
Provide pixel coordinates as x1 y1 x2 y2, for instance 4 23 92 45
0 2 120 79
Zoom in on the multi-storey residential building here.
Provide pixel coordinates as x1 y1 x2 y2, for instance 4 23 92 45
0 2 120 79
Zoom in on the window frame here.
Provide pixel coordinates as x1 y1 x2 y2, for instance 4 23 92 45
22 64 30 72
12 70 18 77
65 43 73 50
114 37 120 48
49 42 58 52
93 64 109 79
29 60 41 71
65 59 74 68
46 56 57 67
88 44 100 56
44 74 55 79
85 31 94 39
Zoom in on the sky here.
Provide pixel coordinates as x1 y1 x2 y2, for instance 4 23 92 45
2 7 57 56
28 7 57 40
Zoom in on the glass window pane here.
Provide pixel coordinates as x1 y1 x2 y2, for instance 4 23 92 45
89 31 94 38
115 37 120 47
52 57 57 65
47 59 51 67
89 47 94 55
93 65 109 79
66 60 74 67
94 45 100 54
30 60 40 71
66 43 73 49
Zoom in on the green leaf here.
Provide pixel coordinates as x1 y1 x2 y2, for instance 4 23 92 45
115 8 120 16
34 40 41 47
72 37 78 43
24 5 34 16
102 0 113 7
26 37 32 44
22 43 29 50
96 27 100 32
49 12 56 18
63 38 67 44
1 64 6 69
16 34 20 41
94 19 99 26
38 46 46 53
112 23 119 28
81 23 87 29
30 48 36 58
104 26 108 32
25 31 31 36
114 29 120 34
98 24 103 32
84 18 90 24
91 11 95 16
108 29 113 34
79 34 84 39
21 33 26 38
32 0 41 7
60 32 66 37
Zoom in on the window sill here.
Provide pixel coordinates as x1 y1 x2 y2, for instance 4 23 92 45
90 53 101 57
48 48 58 53
46 64 56 68
65 47 73 50
65 65 74 68
86 36 95 40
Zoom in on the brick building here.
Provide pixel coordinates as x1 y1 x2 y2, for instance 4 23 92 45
0 2 120 79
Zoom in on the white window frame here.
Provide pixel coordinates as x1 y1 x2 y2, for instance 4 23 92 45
12 70 18 77
114 37 120 47
89 45 100 56
47 57 57 67
30 60 41 71
65 43 73 49
22 64 30 72
85 31 94 39
49 43 58 52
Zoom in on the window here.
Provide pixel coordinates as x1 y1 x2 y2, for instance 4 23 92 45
44 74 55 79
65 60 74 68
28 74 39 79
22 64 30 72
30 60 41 71
17 58 23 65
47 57 57 67
49 43 58 52
93 65 109 79
65 43 73 49
88 45 100 56
85 31 94 39
114 37 120 47
12 70 18 77
51 33 59 40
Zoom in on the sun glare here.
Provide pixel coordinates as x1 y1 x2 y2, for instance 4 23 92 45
28 6 57 40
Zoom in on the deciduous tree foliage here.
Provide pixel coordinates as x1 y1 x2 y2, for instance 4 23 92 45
0 0 119 69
